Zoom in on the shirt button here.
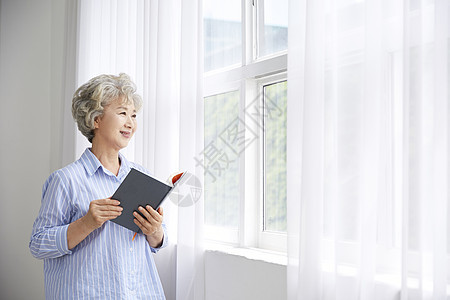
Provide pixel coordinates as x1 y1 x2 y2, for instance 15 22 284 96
129 247 133 252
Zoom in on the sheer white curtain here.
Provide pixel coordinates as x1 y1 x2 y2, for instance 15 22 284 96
287 0 449 299
74 1 204 299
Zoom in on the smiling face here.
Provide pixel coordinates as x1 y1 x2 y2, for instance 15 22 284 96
93 97 137 151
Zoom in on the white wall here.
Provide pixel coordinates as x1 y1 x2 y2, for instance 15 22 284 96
205 251 287 300
0 1 287 299
0 0 68 299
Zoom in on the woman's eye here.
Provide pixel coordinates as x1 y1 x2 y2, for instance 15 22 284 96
120 112 126 115
132 114 137 118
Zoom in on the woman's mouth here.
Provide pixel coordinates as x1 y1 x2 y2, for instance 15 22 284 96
120 131 131 138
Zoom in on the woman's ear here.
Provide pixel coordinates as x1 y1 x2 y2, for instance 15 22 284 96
94 116 101 129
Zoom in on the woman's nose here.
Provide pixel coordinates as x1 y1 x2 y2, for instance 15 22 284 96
125 116 133 128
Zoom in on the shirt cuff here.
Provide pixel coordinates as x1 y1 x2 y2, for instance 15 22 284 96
55 224 72 256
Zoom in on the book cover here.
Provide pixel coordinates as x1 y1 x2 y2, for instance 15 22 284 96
110 168 177 233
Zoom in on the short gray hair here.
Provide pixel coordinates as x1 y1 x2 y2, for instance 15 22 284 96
72 73 143 143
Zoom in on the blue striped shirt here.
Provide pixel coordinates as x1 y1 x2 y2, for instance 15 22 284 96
30 148 167 300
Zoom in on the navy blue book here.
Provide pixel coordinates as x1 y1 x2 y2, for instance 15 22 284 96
110 168 175 233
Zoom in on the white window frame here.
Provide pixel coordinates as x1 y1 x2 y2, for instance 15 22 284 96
203 0 288 252
257 73 288 253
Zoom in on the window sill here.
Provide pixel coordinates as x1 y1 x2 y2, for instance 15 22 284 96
204 241 287 266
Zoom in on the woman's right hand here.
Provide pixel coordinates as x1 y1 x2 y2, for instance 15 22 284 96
67 198 122 250
83 198 123 230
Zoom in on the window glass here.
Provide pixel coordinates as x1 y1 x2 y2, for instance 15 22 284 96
258 0 288 58
263 81 287 232
203 0 242 72
204 91 240 228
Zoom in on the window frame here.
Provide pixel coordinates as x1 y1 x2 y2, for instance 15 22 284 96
203 0 288 252
258 74 288 252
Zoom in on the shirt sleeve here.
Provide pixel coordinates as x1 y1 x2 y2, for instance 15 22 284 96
29 171 73 259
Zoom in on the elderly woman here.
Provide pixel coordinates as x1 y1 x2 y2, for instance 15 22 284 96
30 73 167 299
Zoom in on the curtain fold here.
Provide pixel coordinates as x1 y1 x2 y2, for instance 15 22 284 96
287 0 449 299
73 1 204 299
60 0 79 168
176 0 205 299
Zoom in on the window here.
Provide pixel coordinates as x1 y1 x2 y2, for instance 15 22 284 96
262 80 287 233
203 91 240 243
203 0 288 252
203 0 241 72
256 0 288 58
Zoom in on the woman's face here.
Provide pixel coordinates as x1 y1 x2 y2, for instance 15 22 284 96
93 98 137 151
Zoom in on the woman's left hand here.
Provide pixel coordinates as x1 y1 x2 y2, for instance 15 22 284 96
133 206 164 247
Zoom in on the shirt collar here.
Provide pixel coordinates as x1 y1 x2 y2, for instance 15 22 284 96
117 151 130 180
80 148 131 179
80 148 102 177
